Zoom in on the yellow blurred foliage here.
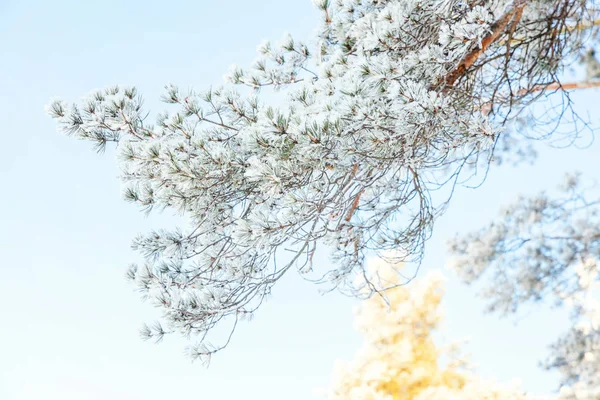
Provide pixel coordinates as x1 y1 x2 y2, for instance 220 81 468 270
328 258 536 400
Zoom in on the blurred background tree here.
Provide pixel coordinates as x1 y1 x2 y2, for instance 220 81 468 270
328 256 535 400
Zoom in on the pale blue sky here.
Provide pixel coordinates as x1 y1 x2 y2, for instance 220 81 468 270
1 1 598 399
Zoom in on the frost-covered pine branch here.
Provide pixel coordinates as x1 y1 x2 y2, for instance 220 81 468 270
448 174 600 397
549 258 600 400
448 172 600 313
48 0 600 360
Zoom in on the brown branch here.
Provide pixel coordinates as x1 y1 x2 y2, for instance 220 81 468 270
526 80 600 94
481 81 600 115
344 164 363 223
345 190 364 222
443 1 528 88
